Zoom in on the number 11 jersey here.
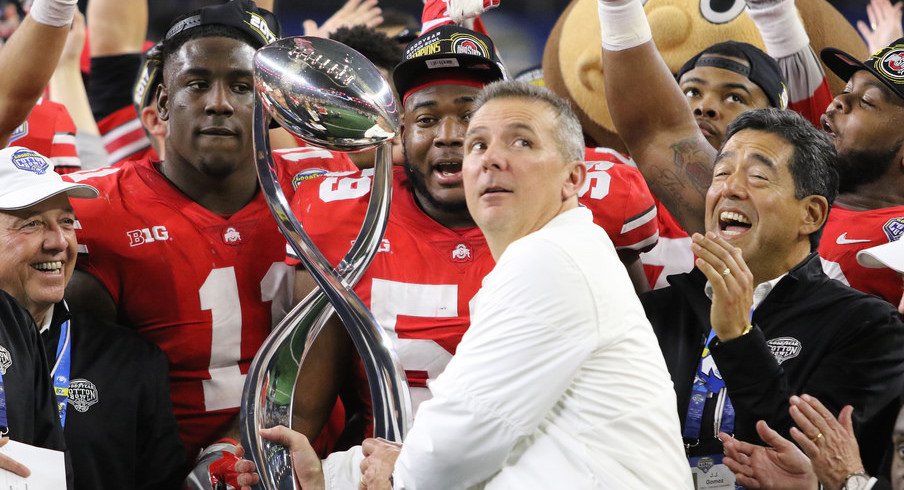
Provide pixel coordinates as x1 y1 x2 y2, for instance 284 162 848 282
66 150 351 457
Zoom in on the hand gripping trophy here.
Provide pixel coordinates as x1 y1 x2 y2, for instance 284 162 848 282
240 36 411 489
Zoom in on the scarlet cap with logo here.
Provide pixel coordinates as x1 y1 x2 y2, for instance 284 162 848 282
857 239 904 274
0 146 97 210
821 38 904 102
392 25 505 100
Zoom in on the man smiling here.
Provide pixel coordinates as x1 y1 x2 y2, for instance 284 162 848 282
640 108 904 485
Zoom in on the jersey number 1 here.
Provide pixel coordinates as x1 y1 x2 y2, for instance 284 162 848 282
199 263 293 411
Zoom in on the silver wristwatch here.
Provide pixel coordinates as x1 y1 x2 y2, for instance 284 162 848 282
842 472 872 490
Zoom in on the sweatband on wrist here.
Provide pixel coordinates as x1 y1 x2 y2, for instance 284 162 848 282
746 0 809 58
598 0 653 51
28 0 78 27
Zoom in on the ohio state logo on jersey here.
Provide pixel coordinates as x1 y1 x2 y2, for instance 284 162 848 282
883 217 904 242
451 243 472 262
67 378 99 412
223 227 242 245
0 345 10 375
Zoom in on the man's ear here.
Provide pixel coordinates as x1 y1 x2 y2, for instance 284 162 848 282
800 195 829 237
140 106 166 138
156 84 169 121
562 161 587 201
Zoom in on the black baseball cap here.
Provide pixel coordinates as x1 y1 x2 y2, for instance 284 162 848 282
677 41 789 110
392 25 505 102
163 0 279 49
821 38 904 101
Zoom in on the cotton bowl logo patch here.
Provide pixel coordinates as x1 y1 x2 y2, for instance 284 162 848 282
0 344 10 375
292 168 328 190
766 337 801 364
451 34 489 58
11 148 48 175
883 217 904 242
878 47 904 83
67 379 98 412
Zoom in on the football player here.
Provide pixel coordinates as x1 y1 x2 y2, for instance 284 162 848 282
63 0 354 464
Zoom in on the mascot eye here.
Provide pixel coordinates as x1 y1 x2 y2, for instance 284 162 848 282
700 0 746 24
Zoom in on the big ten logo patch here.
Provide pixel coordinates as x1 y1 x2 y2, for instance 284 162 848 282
127 226 170 247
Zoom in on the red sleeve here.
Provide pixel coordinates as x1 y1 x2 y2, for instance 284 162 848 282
580 148 659 253
97 105 152 166
48 103 80 172
788 79 832 128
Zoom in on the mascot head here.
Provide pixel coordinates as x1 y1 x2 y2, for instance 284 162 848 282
543 0 867 151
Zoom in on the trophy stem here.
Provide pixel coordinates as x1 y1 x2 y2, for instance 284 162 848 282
242 89 410 490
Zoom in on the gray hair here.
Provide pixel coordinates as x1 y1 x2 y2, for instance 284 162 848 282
472 80 584 163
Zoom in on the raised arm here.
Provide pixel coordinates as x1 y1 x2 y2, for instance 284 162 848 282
0 0 77 146
86 0 146 57
598 0 715 234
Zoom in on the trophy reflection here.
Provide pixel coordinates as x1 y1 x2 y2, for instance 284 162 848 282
240 36 411 490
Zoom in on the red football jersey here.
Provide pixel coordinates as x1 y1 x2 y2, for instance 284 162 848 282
288 166 494 420
583 147 692 289
66 149 353 457
97 105 158 166
8 98 80 173
580 148 659 256
819 205 904 306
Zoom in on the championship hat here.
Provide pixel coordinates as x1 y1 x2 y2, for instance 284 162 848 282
392 25 505 102
0 147 97 210
821 38 904 102
677 41 789 110
162 0 280 50
132 42 162 111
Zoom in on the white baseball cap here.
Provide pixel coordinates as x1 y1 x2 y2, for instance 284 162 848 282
856 240 904 274
0 146 97 210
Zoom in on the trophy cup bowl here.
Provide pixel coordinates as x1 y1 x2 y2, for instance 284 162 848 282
241 36 410 490
254 36 397 151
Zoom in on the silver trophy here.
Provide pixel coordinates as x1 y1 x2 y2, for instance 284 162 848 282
241 36 412 489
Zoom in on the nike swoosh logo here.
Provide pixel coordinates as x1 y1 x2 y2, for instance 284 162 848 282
836 232 872 245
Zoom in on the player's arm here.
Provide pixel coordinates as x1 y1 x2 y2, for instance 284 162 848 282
65 270 117 325
0 0 76 146
623 257 650 294
49 11 98 136
598 0 714 235
291 268 354 442
86 0 146 57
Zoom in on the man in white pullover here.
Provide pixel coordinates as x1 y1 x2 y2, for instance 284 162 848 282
236 81 692 489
